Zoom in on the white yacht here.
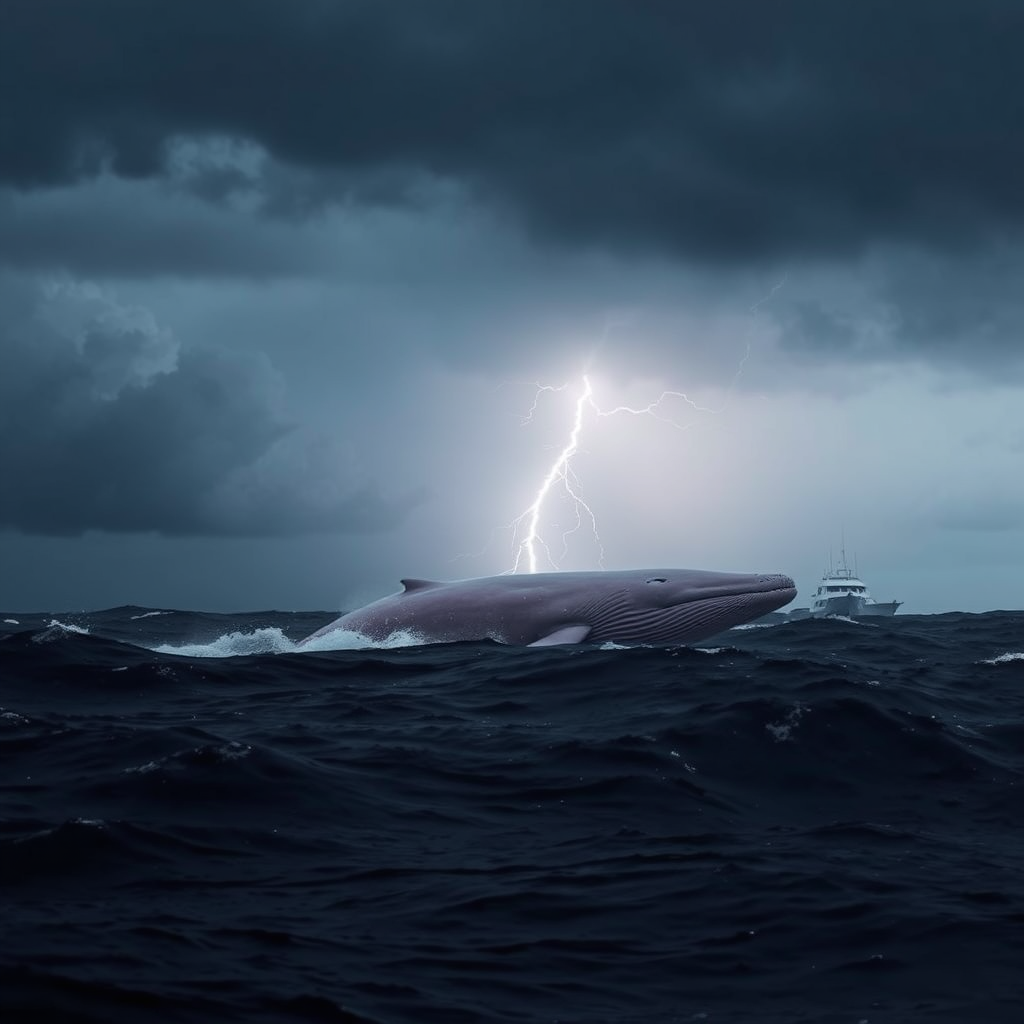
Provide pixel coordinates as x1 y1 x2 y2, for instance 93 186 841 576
807 551 901 619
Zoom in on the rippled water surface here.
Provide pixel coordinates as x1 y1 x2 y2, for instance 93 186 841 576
2 608 1023 1023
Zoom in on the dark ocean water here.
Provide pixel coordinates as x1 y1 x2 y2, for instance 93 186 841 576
2 607 1023 1024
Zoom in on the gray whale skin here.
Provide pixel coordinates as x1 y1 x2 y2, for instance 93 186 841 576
299 568 797 648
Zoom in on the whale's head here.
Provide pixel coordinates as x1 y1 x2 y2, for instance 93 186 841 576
630 569 796 608
583 568 797 644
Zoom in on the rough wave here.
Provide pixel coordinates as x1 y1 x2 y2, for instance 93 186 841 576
2 605 1023 1023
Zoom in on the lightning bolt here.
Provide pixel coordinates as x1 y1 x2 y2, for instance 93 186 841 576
509 376 597 574
732 271 789 388
506 375 722 573
475 275 789 575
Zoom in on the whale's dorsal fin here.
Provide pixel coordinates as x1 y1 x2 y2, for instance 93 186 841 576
401 578 440 593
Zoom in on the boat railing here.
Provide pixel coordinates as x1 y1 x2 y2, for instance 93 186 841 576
824 567 855 580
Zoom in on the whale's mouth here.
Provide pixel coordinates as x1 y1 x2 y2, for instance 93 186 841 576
586 575 797 645
645 587 796 643
660 573 797 608
668 587 796 640
746 575 797 603
680 582 797 616
729 573 796 597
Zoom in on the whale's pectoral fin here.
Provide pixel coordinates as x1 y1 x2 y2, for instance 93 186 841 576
528 624 592 646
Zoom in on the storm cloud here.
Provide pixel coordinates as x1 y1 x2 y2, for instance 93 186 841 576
3 0 1023 263
2 2 1024 612
0 278 415 536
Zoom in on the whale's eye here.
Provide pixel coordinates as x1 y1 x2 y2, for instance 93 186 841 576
646 577 668 584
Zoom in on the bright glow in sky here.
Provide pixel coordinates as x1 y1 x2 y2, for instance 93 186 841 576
3 3 1024 614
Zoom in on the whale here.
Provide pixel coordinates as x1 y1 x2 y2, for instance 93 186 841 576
298 568 797 648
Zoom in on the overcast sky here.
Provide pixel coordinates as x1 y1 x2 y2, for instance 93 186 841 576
3 0 1024 614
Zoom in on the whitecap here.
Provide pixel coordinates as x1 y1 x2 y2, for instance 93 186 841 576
151 627 295 658
298 626 428 652
32 619 91 643
123 741 252 775
981 651 1024 665
150 624 424 658
766 704 808 743
129 610 172 620
825 615 879 627
45 618 89 634
216 741 252 761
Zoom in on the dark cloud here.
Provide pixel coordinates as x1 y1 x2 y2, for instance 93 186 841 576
875 248 1024 369
0 278 418 536
2 0 1023 262
761 244 1024 378
779 301 860 355
0 180 323 279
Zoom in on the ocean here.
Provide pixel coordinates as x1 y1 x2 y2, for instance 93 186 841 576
1 607 1023 1023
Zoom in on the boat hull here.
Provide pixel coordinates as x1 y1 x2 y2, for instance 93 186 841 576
810 596 901 618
